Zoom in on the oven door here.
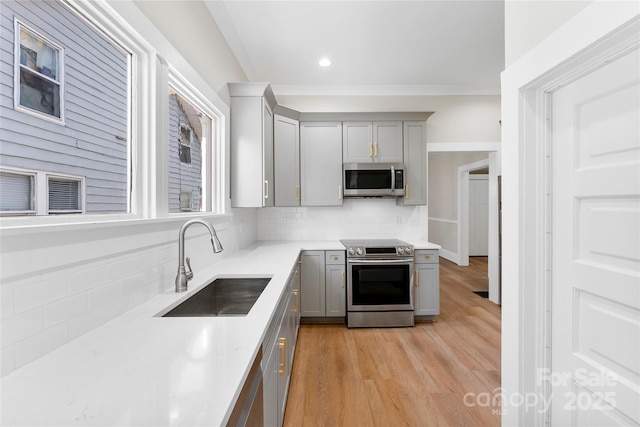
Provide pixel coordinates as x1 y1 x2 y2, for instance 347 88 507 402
347 258 414 311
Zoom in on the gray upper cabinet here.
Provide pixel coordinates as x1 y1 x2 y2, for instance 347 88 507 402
398 121 428 206
343 121 403 163
300 122 343 206
229 83 276 207
274 113 300 207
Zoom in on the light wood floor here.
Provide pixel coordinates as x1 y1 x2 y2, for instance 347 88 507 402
283 257 501 427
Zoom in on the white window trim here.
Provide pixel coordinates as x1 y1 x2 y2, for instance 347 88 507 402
167 67 225 216
14 18 66 125
0 167 37 215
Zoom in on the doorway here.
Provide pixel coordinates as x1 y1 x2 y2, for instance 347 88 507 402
501 8 639 425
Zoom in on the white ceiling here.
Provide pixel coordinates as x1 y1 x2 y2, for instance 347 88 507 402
205 1 505 96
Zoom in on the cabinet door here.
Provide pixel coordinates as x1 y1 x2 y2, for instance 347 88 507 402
274 114 300 206
373 122 403 163
263 339 279 427
343 122 373 163
230 96 264 207
415 263 440 316
325 263 346 317
300 122 343 206
263 102 274 207
291 259 301 341
399 121 427 205
300 250 326 316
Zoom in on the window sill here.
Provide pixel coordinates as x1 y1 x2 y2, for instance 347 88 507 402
0 212 234 237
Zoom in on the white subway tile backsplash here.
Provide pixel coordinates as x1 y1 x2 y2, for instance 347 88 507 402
257 199 426 241
68 307 107 341
1 308 44 347
14 276 68 315
1 289 15 320
0 215 250 376
105 256 138 283
44 293 89 328
1 345 15 376
88 281 122 309
68 264 108 295
14 322 67 369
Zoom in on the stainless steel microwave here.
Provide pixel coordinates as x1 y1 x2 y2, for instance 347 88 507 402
343 163 405 197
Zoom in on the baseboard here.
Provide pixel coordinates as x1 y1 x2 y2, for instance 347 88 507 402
438 248 459 265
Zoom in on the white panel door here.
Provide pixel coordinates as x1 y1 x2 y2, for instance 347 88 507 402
469 175 489 256
551 47 639 426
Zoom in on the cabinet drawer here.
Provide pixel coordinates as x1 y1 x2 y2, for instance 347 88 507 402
325 251 345 265
414 250 438 264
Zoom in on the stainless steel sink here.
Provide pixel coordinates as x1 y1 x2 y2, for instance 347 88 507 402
161 277 271 317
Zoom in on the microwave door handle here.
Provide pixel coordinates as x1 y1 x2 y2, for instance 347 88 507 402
391 165 395 191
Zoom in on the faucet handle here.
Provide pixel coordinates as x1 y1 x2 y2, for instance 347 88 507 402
185 257 194 280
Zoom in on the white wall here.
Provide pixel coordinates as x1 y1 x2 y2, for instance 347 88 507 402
277 95 502 143
131 0 248 104
428 152 489 254
505 0 591 66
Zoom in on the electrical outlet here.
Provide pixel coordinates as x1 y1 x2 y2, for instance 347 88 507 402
283 217 288 225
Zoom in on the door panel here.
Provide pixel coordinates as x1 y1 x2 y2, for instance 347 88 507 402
469 176 489 256
551 47 639 425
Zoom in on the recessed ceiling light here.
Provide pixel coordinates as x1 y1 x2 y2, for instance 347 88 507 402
319 57 331 67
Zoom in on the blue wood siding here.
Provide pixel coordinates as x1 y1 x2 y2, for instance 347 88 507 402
168 94 202 212
0 0 129 213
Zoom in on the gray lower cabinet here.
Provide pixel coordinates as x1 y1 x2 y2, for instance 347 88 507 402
414 249 440 317
300 250 346 318
262 261 300 427
300 251 325 316
299 122 343 206
325 251 346 317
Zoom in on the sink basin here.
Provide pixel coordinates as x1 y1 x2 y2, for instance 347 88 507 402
161 277 271 317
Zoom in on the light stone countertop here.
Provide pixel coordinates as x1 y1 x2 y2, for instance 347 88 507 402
0 239 438 426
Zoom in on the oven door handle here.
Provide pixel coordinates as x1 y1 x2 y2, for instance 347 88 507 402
347 258 413 264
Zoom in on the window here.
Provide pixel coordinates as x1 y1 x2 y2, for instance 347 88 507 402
16 22 63 120
0 168 84 216
179 124 192 164
0 170 35 214
48 176 83 214
2 2 131 218
168 84 212 214
179 190 192 212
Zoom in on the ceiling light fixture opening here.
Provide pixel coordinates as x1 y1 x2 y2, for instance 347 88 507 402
318 57 331 67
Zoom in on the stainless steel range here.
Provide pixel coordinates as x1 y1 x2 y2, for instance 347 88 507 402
340 239 415 328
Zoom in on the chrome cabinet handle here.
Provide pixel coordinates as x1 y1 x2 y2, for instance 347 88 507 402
264 180 269 199
415 270 419 287
374 143 378 158
341 271 345 288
